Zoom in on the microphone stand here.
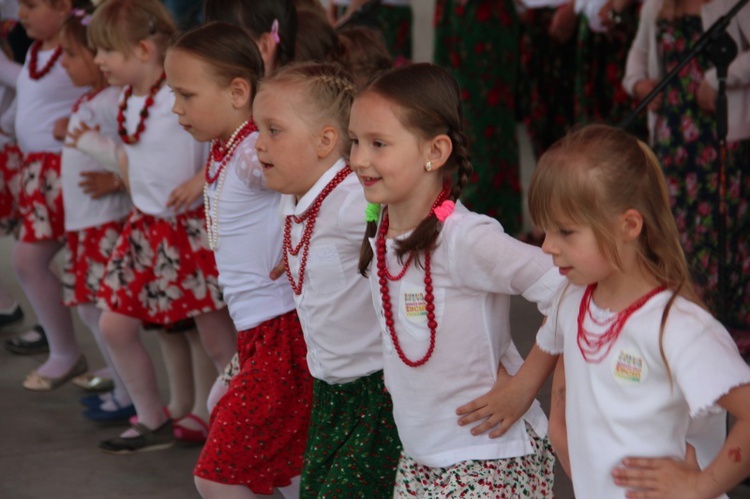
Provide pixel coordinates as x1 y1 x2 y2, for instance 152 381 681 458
619 0 748 321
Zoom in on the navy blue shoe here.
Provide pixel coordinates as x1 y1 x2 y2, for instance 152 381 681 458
80 393 110 408
83 402 136 423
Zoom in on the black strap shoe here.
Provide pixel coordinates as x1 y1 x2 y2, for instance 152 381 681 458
5 325 49 355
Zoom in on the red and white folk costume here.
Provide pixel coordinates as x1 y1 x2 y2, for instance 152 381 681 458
95 80 224 325
15 41 85 241
194 122 313 493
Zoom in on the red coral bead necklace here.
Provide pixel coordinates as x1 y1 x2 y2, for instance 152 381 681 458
117 72 166 145
28 41 62 80
577 283 666 363
203 119 258 250
71 86 106 114
377 187 449 367
283 166 352 295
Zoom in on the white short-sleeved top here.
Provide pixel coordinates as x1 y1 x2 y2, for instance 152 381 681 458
204 132 295 331
367 203 564 468
15 47 84 154
537 283 750 499
279 158 384 385
122 84 206 217
62 87 131 231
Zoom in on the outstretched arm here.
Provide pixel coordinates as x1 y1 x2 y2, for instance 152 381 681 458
612 383 750 498
456 343 559 438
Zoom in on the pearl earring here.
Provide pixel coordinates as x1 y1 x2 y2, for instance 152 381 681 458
425 161 432 172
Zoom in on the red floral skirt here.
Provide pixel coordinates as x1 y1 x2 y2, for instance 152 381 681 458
0 143 22 236
18 151 64 242
194 310 313 494
96 207 225 324
62 219 125 306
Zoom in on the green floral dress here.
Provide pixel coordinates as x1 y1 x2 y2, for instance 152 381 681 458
574 7 647 140
517 7 578 158
434 0 522 235
652 15 750 345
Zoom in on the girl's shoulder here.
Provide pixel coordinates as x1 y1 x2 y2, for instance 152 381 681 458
86 87 122 115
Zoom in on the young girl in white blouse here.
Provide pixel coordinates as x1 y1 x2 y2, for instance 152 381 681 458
55 7 135 422
13 0 89 391
253 62 402 498
462 125 750 498
165 22 313 499
85 0 234 453
350 62 562 497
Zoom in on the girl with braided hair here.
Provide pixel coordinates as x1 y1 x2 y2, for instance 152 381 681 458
350 63 563 497
253 62 401 498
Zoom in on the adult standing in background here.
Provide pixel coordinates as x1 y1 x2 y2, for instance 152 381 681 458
434 0 522 235
328 0 412 62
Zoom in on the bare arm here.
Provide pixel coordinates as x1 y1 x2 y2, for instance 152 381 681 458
612 383 750 498
456 343 559 438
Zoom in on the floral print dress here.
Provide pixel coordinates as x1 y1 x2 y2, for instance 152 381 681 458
434 0 522 235
652 15 750 345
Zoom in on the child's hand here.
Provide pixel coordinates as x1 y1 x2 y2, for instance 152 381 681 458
53 117 70 141
269 259 286 280
456 364 533 438
697 79 717 113
167 173 204 213
65 122 100 148
611 444 701 498
549 2 576 43
633 79 663 111
79 171 124 199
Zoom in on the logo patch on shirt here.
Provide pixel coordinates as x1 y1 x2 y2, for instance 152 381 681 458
403 291 427 322
612 349 648 385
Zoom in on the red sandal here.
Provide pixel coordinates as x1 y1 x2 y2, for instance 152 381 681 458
172 413 209 443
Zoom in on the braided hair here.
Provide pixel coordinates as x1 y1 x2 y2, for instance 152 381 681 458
257 62 356 155
357 63 473 276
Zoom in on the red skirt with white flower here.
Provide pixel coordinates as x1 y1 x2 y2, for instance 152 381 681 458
194 310 313 494
96 207 225 325
18 151 64 242
0 144 23 236
63 219 125 307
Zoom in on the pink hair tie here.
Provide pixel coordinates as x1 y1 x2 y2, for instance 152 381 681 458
270 19 280 44
433 200 455 222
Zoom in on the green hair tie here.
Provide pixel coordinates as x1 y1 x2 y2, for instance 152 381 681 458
365 203 381 223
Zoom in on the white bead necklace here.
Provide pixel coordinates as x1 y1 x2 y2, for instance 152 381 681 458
203 120 255 250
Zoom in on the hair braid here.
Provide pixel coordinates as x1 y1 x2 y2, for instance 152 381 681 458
447 127 472 203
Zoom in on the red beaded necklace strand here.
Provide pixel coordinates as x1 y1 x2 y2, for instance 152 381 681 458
71 87 106 114
283 166 352 295
377 188 449 368
577 283 666 363
204 120 257 185
203 120 258 250
117 72 166 145
28 41 62 80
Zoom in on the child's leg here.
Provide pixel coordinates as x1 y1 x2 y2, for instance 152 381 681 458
206 353 239 414
99 311 167 435
77 303 132 410
277 476 300 499
13 239 80 378
156 329 194 419
195 478 281 499
193 308 236 372
180 331 216 430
